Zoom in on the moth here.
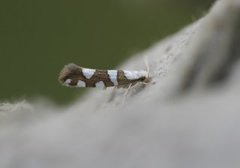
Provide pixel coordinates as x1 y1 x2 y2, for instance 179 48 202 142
58 63 150 89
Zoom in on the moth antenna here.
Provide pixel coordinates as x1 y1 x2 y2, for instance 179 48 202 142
143 57 151 83
144 57 150 74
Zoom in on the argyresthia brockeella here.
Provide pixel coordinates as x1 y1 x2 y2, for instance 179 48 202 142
58 63 150 89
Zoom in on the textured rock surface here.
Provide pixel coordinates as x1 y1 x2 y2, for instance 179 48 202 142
1 0 240 167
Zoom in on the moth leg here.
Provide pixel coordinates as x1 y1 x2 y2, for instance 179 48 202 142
122 83 133 104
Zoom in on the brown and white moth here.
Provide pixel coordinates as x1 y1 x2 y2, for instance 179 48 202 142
58 63 150 89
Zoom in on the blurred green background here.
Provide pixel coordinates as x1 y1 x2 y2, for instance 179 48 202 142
0 0 214 104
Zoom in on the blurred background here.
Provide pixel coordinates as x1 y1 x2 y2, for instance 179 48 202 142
0 0 215 104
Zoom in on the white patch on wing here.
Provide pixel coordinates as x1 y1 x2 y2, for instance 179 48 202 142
77 80 86 87
95 81 106 89
108 70 118 86
123 70 147 80
82 68 96 79
64 79 72 86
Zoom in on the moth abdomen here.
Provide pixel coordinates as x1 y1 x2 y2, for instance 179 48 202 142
58 63 84 87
